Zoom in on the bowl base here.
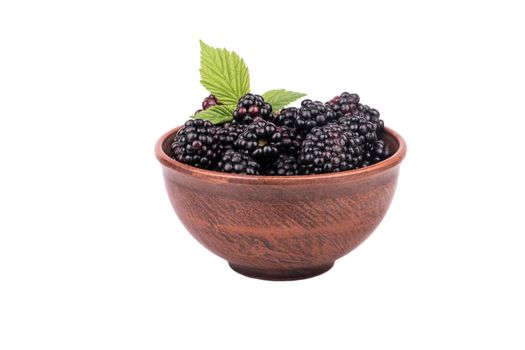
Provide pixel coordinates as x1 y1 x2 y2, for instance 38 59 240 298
228 262 334 281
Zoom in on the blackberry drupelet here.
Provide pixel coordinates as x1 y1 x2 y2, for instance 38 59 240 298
234 119 281 164
233 93 273 124
326 92 360 118
298 124 364 175
171 119 220 169
215 149 260 175
266 154 299 176
338 115 378 143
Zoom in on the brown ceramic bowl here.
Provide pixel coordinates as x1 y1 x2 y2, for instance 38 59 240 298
155 126 406 280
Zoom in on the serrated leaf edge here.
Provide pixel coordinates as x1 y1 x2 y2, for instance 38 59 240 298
192 104 236 124
262 89 307 111
199 40 250 105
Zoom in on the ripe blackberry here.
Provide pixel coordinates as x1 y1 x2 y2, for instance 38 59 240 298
217 122 245 150
202 94 219 109
326 92 360 118
266 154 299 176
298 124 364 174
345 131 366 169
327 92 384 131
194 94 220 115
338 115 378 143
363 139 391 166
272 107 298 128
275 101 337 135
358 104 384 131
234 119 280 164
274 125 302 156
171 119 220 169
294 99 338 135
215 149 260 175
233 93 273 124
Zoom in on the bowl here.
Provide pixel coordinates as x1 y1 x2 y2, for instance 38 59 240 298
155 126 406 280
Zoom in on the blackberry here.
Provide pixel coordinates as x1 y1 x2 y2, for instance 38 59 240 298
202 94 219 109
234 119 280 164
266 154 299 176
358 104 384 131
345 131 366 169
215 149 260 175
233 94 273 124
274 125 302 156
274 100 338 135
363 139 390 166
217 122 245 150
194 94 220 115
295 99 337 134
338 115 378 143
327 92 384 131
171 119 220 169
326 92 360 118
298 124 364 174
294 99 338 135
272 107 298 128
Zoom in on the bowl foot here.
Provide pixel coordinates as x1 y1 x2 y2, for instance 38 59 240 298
228 262 335 281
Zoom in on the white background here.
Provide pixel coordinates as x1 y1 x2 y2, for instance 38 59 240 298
1 0 524 349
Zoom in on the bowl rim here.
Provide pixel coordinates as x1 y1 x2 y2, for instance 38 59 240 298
155 125 406 185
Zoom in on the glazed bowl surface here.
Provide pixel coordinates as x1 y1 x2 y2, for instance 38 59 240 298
155 126 406 280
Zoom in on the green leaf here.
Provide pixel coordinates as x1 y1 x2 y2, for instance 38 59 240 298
262 89 306 111
199 40 250 105
193 105 235 124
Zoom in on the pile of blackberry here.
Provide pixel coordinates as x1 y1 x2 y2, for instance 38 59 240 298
171 92 391 175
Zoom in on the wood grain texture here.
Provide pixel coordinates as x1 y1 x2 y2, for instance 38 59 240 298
156 127 407 280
